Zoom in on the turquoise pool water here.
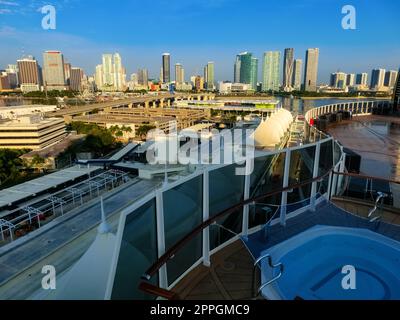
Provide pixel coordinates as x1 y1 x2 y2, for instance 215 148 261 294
261 226 400 300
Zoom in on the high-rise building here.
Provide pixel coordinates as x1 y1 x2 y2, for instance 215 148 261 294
70 67 83 91
43 51 66 91
303 48 319 92
356 73 368 86
102 54 113 88
100 53 126 91
17 57 41 92
236 52 253 86
175 63 184 84
194 75 204 91
234 56 241 83
330 72 347 89
205 62 215 90
5 64 18 89
95 65 103 89
393 71 400 111
283 48 294 90
64 62 72 87
384 70 398 88
250 57 258 91
0 72 10 91
137 69 149 87
370 69 386 89
113 53 126 91
162 53 171 83
130 73 138 84
262 51 280 92
346 73 355 87
292 59 302 90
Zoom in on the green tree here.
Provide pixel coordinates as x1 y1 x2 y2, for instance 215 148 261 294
136 125 156 140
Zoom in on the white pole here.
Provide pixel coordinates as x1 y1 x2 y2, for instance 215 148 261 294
310 142 321 210
202 170 210 267
280 150 291 226
156 191 168 289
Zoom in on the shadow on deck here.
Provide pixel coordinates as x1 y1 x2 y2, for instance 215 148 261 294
173 240 259 300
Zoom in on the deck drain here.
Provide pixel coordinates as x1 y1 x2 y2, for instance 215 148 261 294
222 261 235 271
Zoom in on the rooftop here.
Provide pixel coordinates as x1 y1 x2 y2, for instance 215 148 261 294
0 165 99 209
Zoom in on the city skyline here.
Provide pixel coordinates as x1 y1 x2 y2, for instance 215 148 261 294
0 0 399 83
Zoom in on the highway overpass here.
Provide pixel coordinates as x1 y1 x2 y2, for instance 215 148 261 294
45 93 216 118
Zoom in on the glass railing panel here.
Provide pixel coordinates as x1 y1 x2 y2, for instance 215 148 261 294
164 175 203 285
111 199 158 300
209 164 244 250
288 146 316 204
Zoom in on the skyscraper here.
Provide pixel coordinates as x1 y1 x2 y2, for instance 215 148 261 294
5 65 18 89
237 52 253 86
100 53 126 91
175 63 184 84
205 62 215 90
234 55 241 83
95 65 103 89
102 54 113 88
262 51 280 92
138 69 149 86
330 72 347 89
292 59 302 90
393 72 400 111
384 70 398 88
370 69 386 89
43 51 66 91
162 53 171 83
283 48 294 91
356 73 368 86
64 62 72 87
346 74 355 87
303 48 319 92
250 58 258 91
113 53 126 91
70 67 83 91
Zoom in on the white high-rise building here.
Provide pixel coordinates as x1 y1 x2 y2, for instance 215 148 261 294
370 69 386 89
100 53 126 91
95 65 103 90
113 53 126 91
384 70 398 88
330 72 347 89
346 73 355 87
356 73 368 86
102 54 113 88
175 63 184 84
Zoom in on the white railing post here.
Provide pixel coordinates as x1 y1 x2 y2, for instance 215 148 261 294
280 150 291 226
310 142 321 210
242 159 251 237
156 191 168 289
202 170 210 267
336 153 347 195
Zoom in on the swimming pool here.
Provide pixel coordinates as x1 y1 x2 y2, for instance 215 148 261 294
261 225 400 300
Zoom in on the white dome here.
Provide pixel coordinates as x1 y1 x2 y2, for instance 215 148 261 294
252 109 294 149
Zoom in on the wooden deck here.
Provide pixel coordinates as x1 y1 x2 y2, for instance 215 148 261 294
173 240 258 300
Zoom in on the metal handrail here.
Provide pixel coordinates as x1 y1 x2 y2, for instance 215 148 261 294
139 169 332 299
253 253 284 297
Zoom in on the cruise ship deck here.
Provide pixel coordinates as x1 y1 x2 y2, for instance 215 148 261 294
0 98 399 300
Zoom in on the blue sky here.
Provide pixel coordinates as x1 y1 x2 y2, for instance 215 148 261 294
0 0 399 83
